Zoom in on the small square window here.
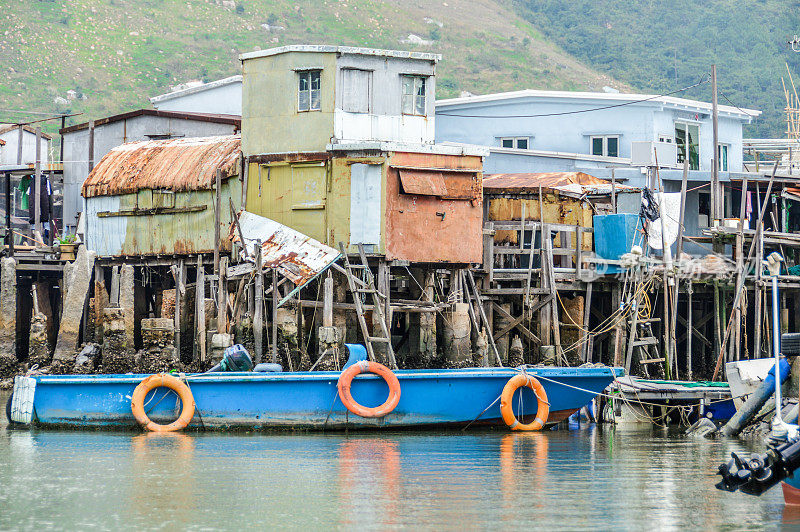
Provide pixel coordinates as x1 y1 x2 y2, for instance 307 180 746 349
590 135 620 157
606 137 618 158
402 75 427 116
499 137 530 149
591 137 604 156
298 70 321 112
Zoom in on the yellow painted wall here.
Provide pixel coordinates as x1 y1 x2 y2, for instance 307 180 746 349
246 155 388 252
242 51 337 155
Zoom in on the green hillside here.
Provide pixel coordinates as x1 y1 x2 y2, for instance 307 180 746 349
0 0 628 141
514 0 800 138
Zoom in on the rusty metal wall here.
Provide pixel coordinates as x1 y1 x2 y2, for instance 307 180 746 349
85 177 242 257
385 152 483 263
487 193 594 250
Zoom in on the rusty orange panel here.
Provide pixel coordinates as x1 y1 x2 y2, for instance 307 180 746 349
385 152 483 263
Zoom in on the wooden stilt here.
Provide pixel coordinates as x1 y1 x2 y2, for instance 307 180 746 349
254 242 263 364
272 268 278 364
196 255 206 363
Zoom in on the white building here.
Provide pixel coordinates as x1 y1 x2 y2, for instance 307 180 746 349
0 124 52 166
150 75 243 116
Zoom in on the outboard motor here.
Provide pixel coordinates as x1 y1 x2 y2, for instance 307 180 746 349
206 344 254 373
717 435 800 496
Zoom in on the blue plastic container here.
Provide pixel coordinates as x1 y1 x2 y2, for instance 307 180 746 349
592 213 642 274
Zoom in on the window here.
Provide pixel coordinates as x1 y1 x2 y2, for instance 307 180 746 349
590 135 620 157
675 122 699 170
401 75 426 115
340 68 371 113
298 70 321 112
499 137 530 149
718 144 729 172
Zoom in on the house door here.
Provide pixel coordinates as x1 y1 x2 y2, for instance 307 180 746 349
349 163 382 250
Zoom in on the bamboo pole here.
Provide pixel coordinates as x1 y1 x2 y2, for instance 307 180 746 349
711 163 778 380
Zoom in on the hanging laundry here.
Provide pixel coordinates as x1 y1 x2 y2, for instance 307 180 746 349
647 192 682 250
639 188 660 222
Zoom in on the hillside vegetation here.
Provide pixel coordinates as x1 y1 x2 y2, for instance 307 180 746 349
0 0 627 139
514 0 800 138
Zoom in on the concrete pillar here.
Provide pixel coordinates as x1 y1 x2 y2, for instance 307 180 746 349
276 306 300 370
140 317 178 373
28 313 50 368
493 303 512 366
474 327 489 367
120 264 135 351
509 336 524 367
443 302 471 367
52 247 95 373
407 269 436 367
100 307 132 373
0 257 16 377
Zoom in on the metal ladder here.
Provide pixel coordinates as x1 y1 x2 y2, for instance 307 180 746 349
338 242 397 369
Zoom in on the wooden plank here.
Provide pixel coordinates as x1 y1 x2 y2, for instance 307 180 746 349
218 256 228 334
196 255 206 363
271 268 278 364
254 242 263 363
34 127 41 241
581 282 593 362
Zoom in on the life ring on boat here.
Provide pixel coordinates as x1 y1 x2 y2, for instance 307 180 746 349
337 361 401 418
500 374 550 431
131 374 195 432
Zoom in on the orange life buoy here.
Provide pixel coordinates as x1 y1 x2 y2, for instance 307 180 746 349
500 374 549 431
337 361 401 418
131 373 196 432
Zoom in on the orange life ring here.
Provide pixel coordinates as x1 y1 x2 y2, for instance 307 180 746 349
131 374 196 432
500 374 549 431
337 361 401 418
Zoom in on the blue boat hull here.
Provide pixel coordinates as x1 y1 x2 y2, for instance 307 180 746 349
12 367 622 430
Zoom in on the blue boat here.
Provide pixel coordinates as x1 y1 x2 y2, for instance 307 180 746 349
8 365 621 431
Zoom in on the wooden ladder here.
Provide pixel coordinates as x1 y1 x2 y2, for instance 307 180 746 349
625 310 664 377
338 242 397 369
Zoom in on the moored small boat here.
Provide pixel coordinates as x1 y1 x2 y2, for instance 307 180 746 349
8 365 621 431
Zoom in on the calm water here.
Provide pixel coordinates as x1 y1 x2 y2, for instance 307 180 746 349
0 389 795 530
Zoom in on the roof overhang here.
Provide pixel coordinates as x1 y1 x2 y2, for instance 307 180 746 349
61 109 241 134
240 45 441 63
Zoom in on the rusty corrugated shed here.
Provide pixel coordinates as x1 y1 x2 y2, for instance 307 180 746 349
82 135 241 198
483 171 635 196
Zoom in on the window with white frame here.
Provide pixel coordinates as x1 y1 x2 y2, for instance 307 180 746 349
590 135 619 157
499 137 530 150
718 144 729 172
401 75 427 115
298 70 321 112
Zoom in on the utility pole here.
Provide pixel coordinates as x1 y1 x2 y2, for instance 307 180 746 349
711 64 720 223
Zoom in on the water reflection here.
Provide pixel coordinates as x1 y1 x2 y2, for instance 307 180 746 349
131 432 196 527
337 438 400 528
0 391 794 531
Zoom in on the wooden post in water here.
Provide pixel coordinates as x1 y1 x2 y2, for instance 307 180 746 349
174 259 185 358
34 127 41 243
687 281 693 380
218 256 228 334
254 241 263 364
754 184 763 358
272 268 278 364
196 255 206 363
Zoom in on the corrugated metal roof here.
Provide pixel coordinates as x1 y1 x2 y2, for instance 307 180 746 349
82 135 241 198
483 171 636 195
231 211 341 304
